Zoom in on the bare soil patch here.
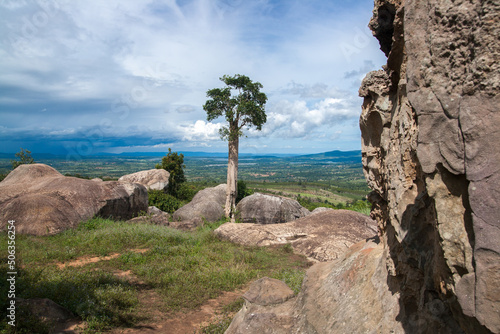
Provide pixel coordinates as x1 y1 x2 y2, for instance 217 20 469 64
55 248 149 269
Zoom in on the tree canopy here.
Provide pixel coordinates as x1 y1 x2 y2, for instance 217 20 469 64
203 74 267 141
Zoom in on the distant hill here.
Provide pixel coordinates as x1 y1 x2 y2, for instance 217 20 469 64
290 150 362 163
0 150 361 161
297 150 361 159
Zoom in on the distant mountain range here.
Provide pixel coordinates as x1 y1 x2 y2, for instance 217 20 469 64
0 150 361 160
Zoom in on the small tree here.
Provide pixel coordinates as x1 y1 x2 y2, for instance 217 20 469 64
203 74 267 220
11 148 35 169
156 148 186 197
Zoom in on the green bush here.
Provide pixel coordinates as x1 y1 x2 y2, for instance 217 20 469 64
236 180 253 203
148 190 181 213
156 148 186 197
177 182 198 202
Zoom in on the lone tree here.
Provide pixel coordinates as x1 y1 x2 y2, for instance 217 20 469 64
203 74 267 219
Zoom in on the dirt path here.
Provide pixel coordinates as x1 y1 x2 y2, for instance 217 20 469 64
109 268 244 333
54 250 245 334
109 288 244 334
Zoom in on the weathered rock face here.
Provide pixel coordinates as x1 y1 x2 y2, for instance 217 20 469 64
242 277 295 306
360 0 499 333
118 169 170 191
235 193 310 224
226 277 297 334
0 164 148 235
226 239 405 334
215 209 377 262
172 184 226 223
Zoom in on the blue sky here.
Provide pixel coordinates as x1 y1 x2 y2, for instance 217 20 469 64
0 0 386 156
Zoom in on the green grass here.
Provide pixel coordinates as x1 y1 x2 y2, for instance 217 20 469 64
0 217 310 332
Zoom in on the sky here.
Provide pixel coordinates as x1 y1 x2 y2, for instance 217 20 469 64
0 0 386 157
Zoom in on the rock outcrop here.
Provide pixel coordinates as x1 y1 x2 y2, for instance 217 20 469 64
118 169 170 191
226 239 404 334
359 0 499 332
172 184 226 223
215 209 377 262
235 193 310 224
0 164 148 235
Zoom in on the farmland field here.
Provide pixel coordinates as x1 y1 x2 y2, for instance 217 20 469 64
0 150 370 207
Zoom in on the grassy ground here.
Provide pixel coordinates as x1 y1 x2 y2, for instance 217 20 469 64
0 218 310 333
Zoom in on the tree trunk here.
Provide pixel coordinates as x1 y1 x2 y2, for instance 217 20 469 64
225 135 239 221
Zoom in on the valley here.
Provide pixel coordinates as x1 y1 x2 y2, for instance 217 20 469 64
0 150 370 209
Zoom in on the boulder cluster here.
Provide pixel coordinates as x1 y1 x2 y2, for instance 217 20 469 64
0 164 148 235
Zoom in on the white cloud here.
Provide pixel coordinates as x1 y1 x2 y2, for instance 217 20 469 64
251 96 359 139
49 129 76 136
0 0 386 154
179 120 222 142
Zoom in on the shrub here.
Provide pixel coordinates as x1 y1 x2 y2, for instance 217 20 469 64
148 190 181 213
177 182 198 202
156 148 186 197
236 180 253 203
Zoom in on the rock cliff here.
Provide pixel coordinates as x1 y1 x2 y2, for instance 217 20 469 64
360 0 499 332
225 1 499 333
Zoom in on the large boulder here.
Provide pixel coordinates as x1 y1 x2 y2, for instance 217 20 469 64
215 209 377 262
118 169 170 191
0 164 148 235
172 184 226 223
235 193 310 224
226 240 404 334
